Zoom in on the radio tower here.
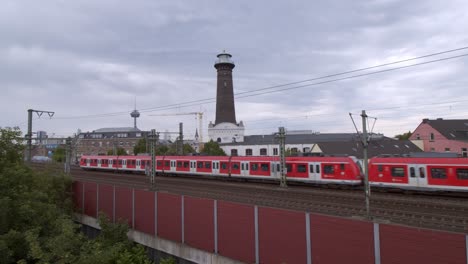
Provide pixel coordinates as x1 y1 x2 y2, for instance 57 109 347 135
130 98 140 129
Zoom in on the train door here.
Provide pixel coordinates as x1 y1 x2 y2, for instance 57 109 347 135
122 159 127 169
190 161 197 174
212 161 220 175
241 161 249 177
308 162 320 182
408 164 428 188
271 162 280 179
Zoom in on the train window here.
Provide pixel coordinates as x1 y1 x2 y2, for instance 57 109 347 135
261 163 269 171
118 160 122 165
456 168 468 180
197 162 203 168
164 161 170 167
184 162 189 168
340 164 345 171
221 163 227 169
177 161 182 168
277 164 280 172
309 164 314 173
316 165 320 173
232 163 239 170
245 163 249 170
157 161 162 166
286 164 292 173
419 167 425 178
391 167 405 177
378 165 383 172
297 164 307 173
410 167 416 178
251 163 258 171
324 165 334 174
430 168 447 179
205 162 211 169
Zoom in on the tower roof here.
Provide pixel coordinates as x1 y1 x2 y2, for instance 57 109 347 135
215 51 235 67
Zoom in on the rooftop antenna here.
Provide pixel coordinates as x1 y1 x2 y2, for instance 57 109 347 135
130 96 140 129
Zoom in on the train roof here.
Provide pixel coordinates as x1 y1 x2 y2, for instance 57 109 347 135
370 156 468 165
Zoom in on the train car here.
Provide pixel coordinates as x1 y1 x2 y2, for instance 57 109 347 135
79 154 363 185
369 156 468 192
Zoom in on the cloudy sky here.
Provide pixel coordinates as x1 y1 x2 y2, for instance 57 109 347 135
2 0 468 140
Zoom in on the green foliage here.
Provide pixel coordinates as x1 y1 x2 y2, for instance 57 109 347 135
52 147 66 162
0 127 24 172
107 147 127 155
134 138 147 155
201 140 226 156
0 131 153 264
395 131 412 140
159 257 176 264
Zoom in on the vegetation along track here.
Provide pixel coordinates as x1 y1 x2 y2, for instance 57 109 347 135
30 163 468 233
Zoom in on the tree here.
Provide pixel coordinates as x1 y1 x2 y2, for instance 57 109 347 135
201 140 226 156
52 147 66 162
133 138 147 155
0 127 24 171
395 131 412 140
0 130 154 263
107 147 127 155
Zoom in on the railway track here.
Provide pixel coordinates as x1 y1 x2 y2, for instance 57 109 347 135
29 163 468 233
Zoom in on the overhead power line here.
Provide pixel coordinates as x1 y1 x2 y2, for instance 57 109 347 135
51 47 468 120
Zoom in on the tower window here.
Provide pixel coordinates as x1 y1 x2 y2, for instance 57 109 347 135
224 81 227 87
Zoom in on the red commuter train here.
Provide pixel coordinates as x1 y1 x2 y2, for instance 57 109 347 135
79 154 468 192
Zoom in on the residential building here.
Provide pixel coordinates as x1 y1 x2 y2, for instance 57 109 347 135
410 118 468 157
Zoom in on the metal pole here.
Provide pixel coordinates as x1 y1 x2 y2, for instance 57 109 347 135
279 127 287 187
178 122 183 155
150 129 156 189
361 110 371 219
27 109 33 162
65 137 71 174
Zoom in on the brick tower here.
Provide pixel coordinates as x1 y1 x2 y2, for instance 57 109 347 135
208 51 245 144
214 52 236 125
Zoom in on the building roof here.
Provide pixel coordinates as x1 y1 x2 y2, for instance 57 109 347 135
422 118 468 141
93 127 141 133
316 139 422 159
221 133 388 146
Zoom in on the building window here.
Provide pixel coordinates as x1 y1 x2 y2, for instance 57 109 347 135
260 148 267 156
445 148 450 152
291 148 298 154
246 149 253 156
430 133 435 141
416 134 420 140
231 149 238 156
430 148 435 152
273 148 278 155
462 148 467 157
136 133 141 137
